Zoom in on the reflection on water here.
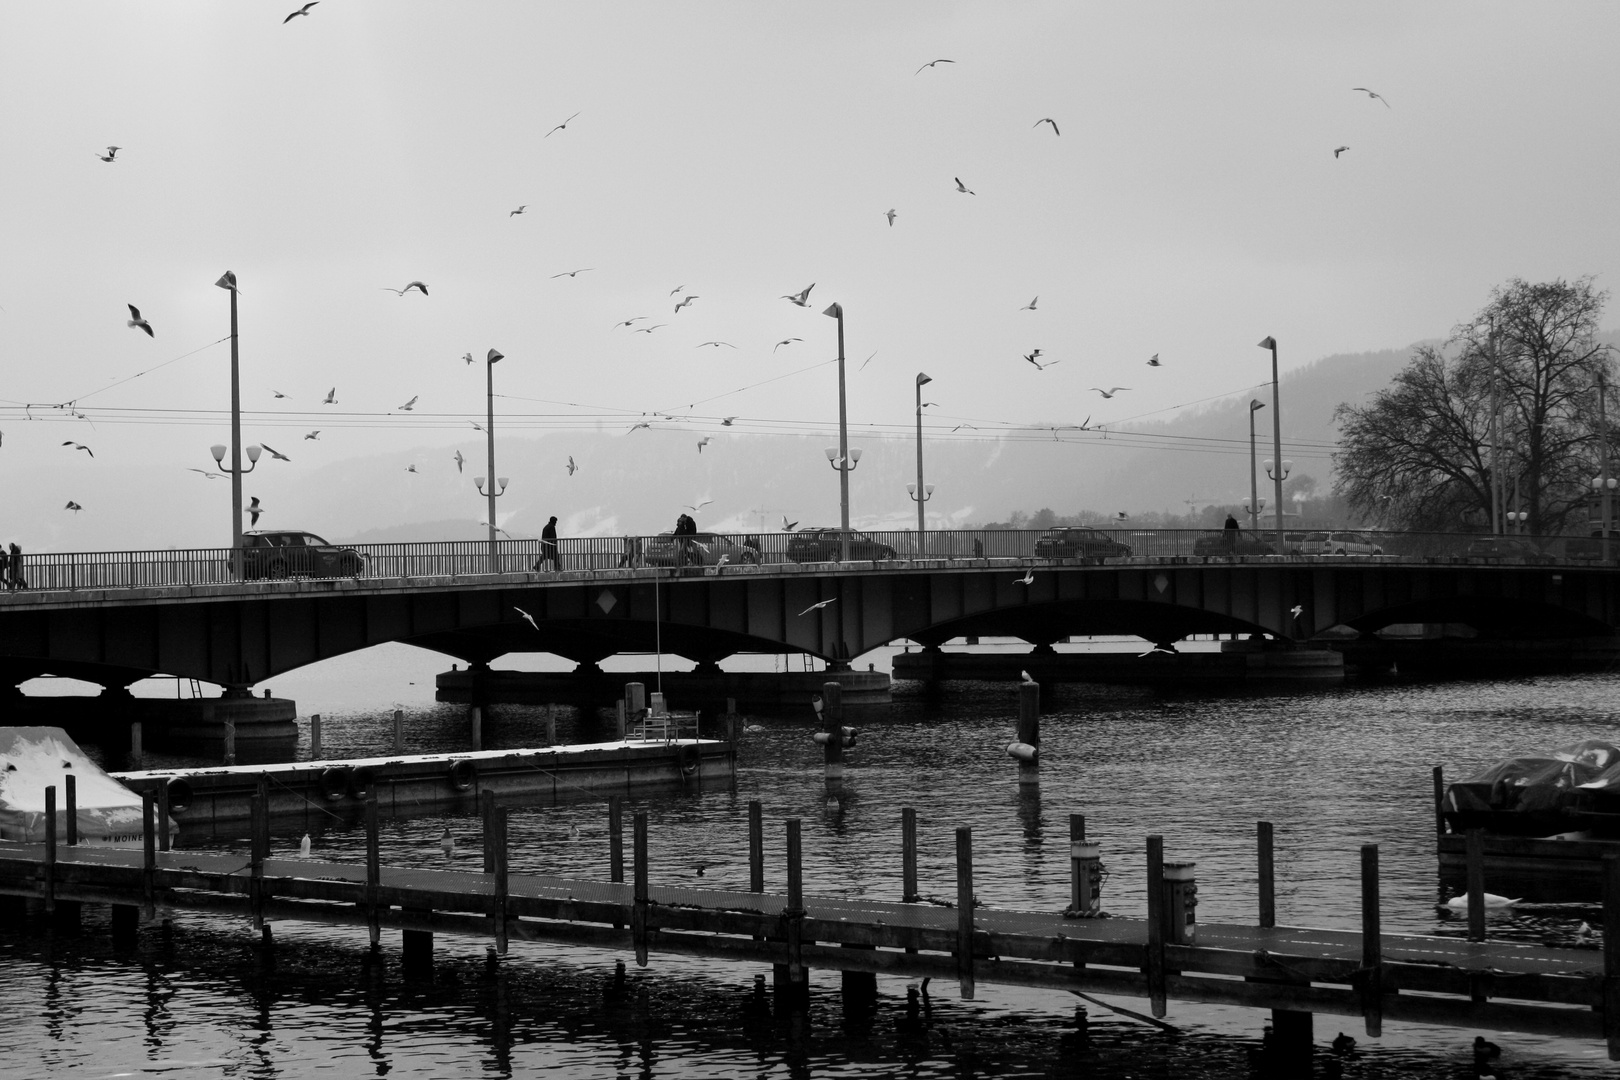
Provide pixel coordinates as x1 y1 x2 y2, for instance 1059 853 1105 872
6 668 1620 1077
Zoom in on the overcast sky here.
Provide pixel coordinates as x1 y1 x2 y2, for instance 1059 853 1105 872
4 2 1620 550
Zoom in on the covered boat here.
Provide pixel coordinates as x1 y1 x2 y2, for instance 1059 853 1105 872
1443 739 1620 837
0 727 170 845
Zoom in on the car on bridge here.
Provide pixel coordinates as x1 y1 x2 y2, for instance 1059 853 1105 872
1033 526 1131 562
644 532 762 567
1300 531 1385 556
1465 536 1553 562
785 527 897 562
1191 530 1276 556
238 531 366 579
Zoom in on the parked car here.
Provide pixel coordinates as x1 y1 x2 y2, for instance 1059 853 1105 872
785 527 897 562
1033 526 1132 562
1561 529 1619 561
643 532 761 567
1466 536 1551 562
1191 530 1276 556
239 530 366 579
1300 531 1385 556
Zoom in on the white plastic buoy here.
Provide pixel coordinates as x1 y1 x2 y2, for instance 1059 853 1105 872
440 827 455 859
1445 893 1520 909
298 833 311 858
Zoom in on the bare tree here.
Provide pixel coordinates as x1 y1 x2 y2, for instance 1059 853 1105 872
1334 278 1614 533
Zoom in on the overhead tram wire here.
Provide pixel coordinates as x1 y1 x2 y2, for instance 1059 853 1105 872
0 335 231 415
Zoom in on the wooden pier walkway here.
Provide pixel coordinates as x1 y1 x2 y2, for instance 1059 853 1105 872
4 793 1620 1065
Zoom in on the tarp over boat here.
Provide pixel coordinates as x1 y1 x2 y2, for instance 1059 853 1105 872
0 727 169 844
1445 740 1620 835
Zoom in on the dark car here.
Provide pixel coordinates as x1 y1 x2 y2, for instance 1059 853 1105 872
1033 526 1131 562
1466 536 1551 562
643 532 761 567
239 530 366 579
1192 530 1276 556
785 527 897 562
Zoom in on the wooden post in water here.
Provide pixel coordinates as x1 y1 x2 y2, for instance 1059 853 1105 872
1466 828 1487 942
1433 765 1447 846
250 779 268 931
1015 680 1039 785
1361 844 1383 1038
725 697 738 745
632 812 649 967
956 827 976 999
64 774 77 847
141 789 157 923
779 817 808 1009
748 800 764 893
223 717 236 766
609 796 625 884
1602 855 1620 1060
614 700 628 741
544 707 556 746
470 706 482 752
1145 835 1166 1017
1258 821 1275 928
492 803 509 956
43 785 57 915
393 709 405 755
310 713 322 760
482 791 498 874
364 794 381 950
129 722 143 771
155 779 170 852
902 807 919 903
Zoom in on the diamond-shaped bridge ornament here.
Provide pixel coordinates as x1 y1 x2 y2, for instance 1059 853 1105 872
595 589 617 614
1154 573 1169 595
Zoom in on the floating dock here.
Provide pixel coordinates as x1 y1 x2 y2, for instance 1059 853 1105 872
892 644 1344 684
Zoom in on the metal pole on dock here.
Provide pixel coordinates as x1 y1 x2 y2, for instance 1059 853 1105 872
223 717 236 766
783 817 807 1001
129 722 143 771
902 807 919 903
43 785 56 915
609 796 625 885
393 709 405 755
1145 835 1166 1017
1360 844 1383 1038
1257 821 1275 928
748 800 764 893
469 707 481 753
310 713 322 760
141 790 156 921
955 827 976 999
365 794 381 950
1012 680 1039 785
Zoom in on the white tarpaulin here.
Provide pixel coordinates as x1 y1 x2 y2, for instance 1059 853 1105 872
0 727 168 844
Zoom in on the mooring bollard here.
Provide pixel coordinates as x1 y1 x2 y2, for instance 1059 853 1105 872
814 682 848 781
393 709 405 755
223 717 237 767
1068 815 1103 918
1163 861 1197 946
470 706 482 753
1007 679 1040 784
310 713 322 760
129 722 143 771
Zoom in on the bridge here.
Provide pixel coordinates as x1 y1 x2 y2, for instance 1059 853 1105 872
1 528 1616 700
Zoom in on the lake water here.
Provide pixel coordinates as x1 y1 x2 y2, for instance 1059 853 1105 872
5 642 1620 1078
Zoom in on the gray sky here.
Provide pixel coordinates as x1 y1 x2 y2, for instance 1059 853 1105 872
4 2 1620 550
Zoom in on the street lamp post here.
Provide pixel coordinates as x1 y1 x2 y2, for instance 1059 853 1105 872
1258 336 1285 552
910 372 933 555
474 347 507 573
823 302 855 562
1248 398 1266 530
1600 371 1612 562
212 271 259 579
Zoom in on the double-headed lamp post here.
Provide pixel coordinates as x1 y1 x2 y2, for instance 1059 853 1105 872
474 347 507 573
1247 398 1266 530
822 302 858 562
908 372 934 555
1257 336 1285 551
1597 370 1613 561
211 271 262 579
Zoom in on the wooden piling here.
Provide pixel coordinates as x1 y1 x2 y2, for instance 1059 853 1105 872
1016 680 1040 785
632 812 649 967
111 903 139 948
223 717 236 766
1258 821 1275 928
1433 765 1447 845
956 826 975 1000
310 713 322 760
64 774 77 847
902 807 919 903
250 780 268 930
785 818 805 981
822 682 844 780
1361 844 1383 1038
614 700 628 741
393 709 405 755
1145 835 1167 1017
364 794 381 949
1466 828 1487 942
155 779 170 852
141 790 156 920
748 800 764 893
470 706 482 752
544 708 557 746
1069 814 1086 914
725 697 738 744
1602 855 1620 1060
492 803 509 955
482 791 498 874
43 785 56 914
129 722 143 770
609 795 625 885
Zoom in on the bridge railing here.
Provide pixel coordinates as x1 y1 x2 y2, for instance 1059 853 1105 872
0 528 1609 595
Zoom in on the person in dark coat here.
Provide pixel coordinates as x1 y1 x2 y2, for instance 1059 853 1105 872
1223 514 1239 550
535 516 560 571
7 543 24 589
673 513 697 565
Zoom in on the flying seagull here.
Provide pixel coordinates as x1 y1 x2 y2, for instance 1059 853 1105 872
97 146 121 162
545 111 581 137
721 416 736 426
1015 569 1035 585
685 498 713 512
186 468 223 479
1351 87 1390 107
398 396 417 411
953 176 975 195
916 59 955 74
247 497 263 526
633 323 667 333
673 295 699 313
613 316 647 329
304 430 320 439
1290 604 1305 621
781 283 815 307
1147 353 1161 367
628 422 650 433
509 205 527 216
782 516 798 531
453 450 464 472
1021 296 1038 311
798 598 837 616
566 455 577 475
1090 386 1131 398
62 441 93 457
885 208 896 227
322 388 337 404
380 281 428 296
696 341 736 349
1116 511 1129 520
551 268 594 278
462 352 474 364
283 1 318 22
669 285 686 296
1334 145 1349 158
259 443 291 461
404 464 417 473
697 437 711 453
1025 350 1061 370
126 304 154 337
514 606 538 630
271 389 288 399
65 500 83 513
773 338 802 352
859 350 879 370
1034 118 1060 135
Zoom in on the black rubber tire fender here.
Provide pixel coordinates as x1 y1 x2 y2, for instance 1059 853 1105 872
165 777 194 813
448 759 476 792
348 765 377 799
319 766 351 801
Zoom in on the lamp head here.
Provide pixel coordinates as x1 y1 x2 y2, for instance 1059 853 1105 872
907 483 917 495
245 445 262 463
497 477 509 492
1257 336 1276 350
214 271 238 292
849 447 862 463
1250 399 1265 412
821 302 842 319
210 444 226 464
925 484 934 496
824 447 839 462
1263 458 1273 472
474 476 486 488
916 372 932 387
487 348 503 364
